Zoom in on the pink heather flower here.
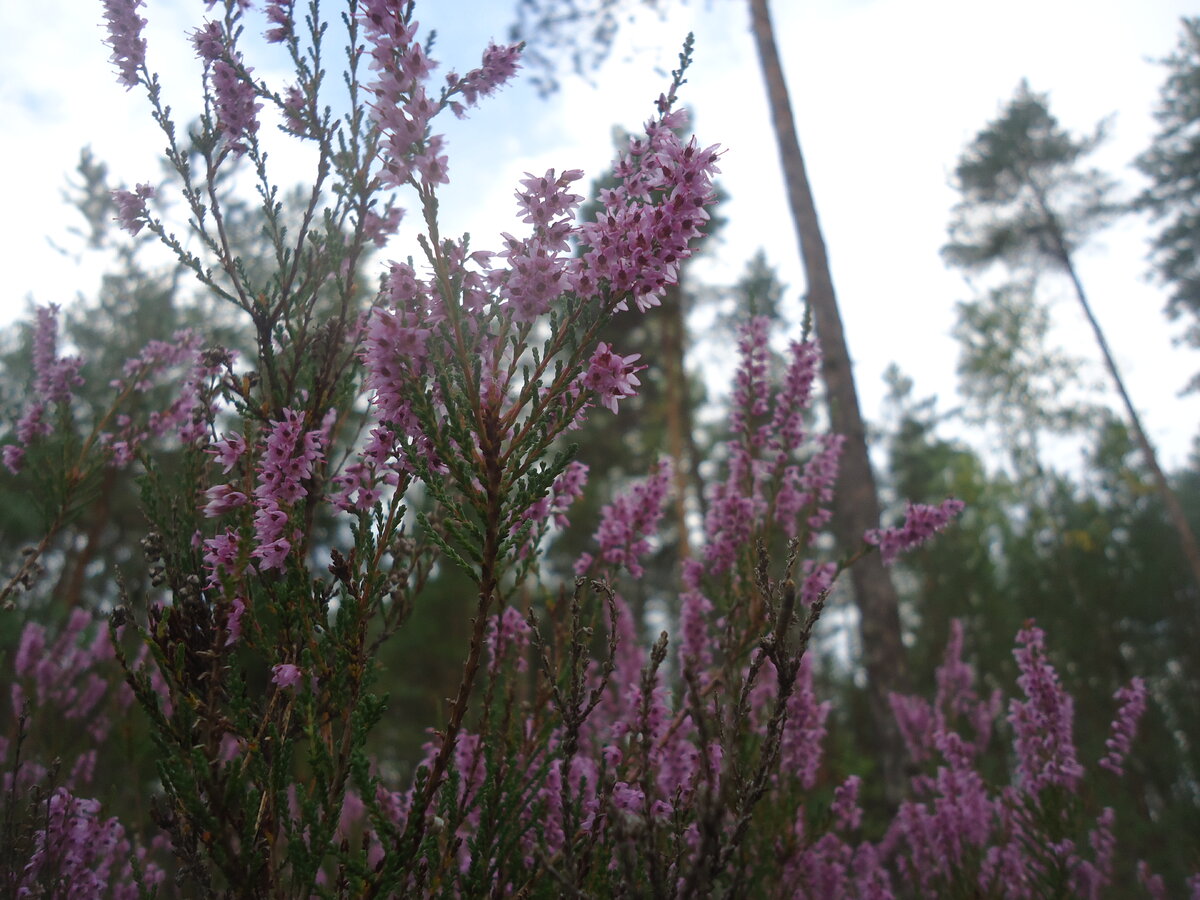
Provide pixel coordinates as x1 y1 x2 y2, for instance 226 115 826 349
730 316 772 437
574 128 720 312
457 42 522 106
21 788 132 895
778 656 830 791
112 183 155 236
1139 861 1167 900
202 484 249 517
3 445 25 474
678 587 715 673
512 460 590 552
831 775 863 831
32 305 84 405
768 339 820 456
203 528 241 587
579 459 671 578
1009 622 1084 795
246 409 326 566
890 691 936 765
582 343 643 414
515 168 584 230
502 237 569 320
362 205 403 246
1071 807 1116 900
890 763 995 893
702 474 762 575
800 559 836 606
209 432 248 473
330 425 403 513
252 535 291 571
799 434 843 519
102 0 147 89
282 84 310 136
211 58 262 152
865 497 966 565
1098 677 1147 776
264 0 293 42
486 605 532 673
935 619 975 720
224 597 246 646
549 461 588 527
271 663 303 690
361 306 433 438
191 20 225 62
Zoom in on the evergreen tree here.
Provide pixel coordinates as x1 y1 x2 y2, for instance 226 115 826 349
1137 17 1200 376
945 80 1200 594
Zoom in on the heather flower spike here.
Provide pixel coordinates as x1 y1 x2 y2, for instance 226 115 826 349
112 183 154 235
865 497 966 564
102 0 147 89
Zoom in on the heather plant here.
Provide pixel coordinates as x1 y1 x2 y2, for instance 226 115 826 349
0 0 1191 897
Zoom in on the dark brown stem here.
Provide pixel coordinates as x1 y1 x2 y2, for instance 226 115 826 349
396 397 506 868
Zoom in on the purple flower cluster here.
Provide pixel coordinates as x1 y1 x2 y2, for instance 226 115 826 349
102 0 147 89
22 789 134 897
252 409 326 571
700 320 838 576
1098 676 1147 776
511 460 590 556
581 343 643 415
3 305 84 474
1009 622 1085 795
272 663 304 690
12 609 119 752
576 459 671 578
6 613 166 895
191 19 261 151
202 409 326 580
100 330 211 465
775 655 832 791
865 497 966 565
486 605 533 673
453 42 523 110
879 621 1158 898
112 183 155 236
576 122 721 314
32 304 84 405
191 21 224 62
211 58 262 153
264 0 293 43
359 2 443 188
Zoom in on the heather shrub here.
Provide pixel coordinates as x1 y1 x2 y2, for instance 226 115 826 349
0 0 1192 897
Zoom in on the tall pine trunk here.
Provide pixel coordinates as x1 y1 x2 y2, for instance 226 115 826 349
1038 199 1200 594
747 0 910 802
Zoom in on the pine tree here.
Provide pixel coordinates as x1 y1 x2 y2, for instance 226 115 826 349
1137 17 1200 375
945 80 1200 595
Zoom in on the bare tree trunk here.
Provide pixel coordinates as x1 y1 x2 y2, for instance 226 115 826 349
747 0 910 802
1040 203 1200 594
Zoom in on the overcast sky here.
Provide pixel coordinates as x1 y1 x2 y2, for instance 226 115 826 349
3 0 1198 471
